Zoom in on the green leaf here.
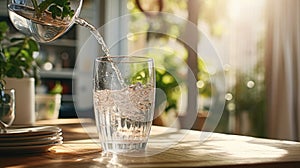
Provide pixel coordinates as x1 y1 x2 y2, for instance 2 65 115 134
54 0 66 6
0 52 6 62
27 39 39 52
62 6 70 18
0 22 8 32
0 22 9 41
20 50 30 59
50 82 63 94
36 0 74 20
16 62 26 69
10 38 24 43
49 5 62 19
38 0 55 12
6 67 23 78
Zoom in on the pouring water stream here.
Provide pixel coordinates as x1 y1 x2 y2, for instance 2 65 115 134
75 17 126 88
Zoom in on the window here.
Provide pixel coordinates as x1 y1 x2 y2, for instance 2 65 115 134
121 0 267 137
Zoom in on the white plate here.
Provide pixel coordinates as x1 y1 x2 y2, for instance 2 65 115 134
0 126 61 138
0 135 63 147
0 131 62 141
0 141 63 153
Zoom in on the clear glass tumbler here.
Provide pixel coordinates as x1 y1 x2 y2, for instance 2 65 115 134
93 56 155 154
0 89 15 133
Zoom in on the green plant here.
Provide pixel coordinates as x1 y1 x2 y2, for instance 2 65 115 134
216 59 266 137
0 21 39 90
30 0 74 19
155 68 180 112
49 81 63 94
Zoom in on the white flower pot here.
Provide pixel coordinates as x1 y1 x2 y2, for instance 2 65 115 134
4 78 35 125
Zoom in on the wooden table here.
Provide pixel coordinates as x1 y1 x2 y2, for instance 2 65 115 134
0 118 300 168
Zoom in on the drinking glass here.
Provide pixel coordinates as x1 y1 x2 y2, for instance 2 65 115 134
7 0 83 43
93 56 155 154
0 89 15 133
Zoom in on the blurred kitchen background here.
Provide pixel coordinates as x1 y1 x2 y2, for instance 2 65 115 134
1 0 299 141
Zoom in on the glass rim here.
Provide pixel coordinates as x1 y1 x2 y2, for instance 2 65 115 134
95 56 153 63
2 88 15 93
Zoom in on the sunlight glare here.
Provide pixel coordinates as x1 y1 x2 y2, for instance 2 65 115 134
228 0 241 20
205 141 287 158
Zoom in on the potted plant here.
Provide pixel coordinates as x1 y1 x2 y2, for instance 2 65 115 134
0 21 39 125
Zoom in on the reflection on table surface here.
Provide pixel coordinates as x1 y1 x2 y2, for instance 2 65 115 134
0 118 300 168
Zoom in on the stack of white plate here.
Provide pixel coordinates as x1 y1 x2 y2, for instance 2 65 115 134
0 126 63 153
